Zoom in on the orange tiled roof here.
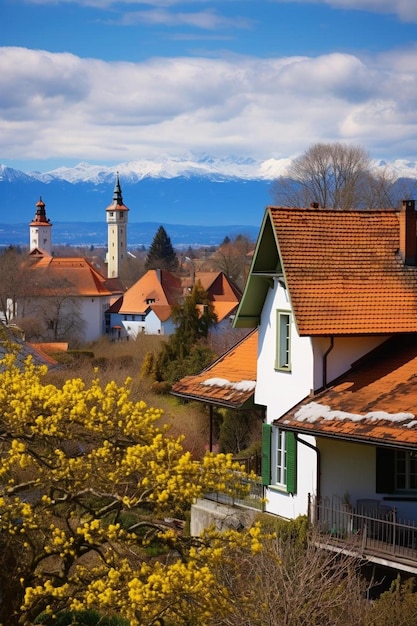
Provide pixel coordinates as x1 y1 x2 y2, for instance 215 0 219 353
276 335 417 448
269 206 417 335
114 270 182 315
27 256 122 297
195 272 241 322
150 304 174 322
171 329 259 409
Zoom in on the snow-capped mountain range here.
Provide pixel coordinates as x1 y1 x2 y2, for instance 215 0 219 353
0 155 417 248
1 155 416 185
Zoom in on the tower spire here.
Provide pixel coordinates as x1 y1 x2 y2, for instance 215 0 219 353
113 172 123 205
105 173 129 279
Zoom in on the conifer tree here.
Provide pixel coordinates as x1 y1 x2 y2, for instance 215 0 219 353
145 225 179 272
150 281 217 384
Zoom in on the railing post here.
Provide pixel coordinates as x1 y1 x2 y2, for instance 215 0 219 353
362 521 367 551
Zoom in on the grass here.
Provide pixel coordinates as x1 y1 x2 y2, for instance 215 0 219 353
44 334 211 459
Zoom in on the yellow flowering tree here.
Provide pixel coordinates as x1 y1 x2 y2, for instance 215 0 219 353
0 353 260 625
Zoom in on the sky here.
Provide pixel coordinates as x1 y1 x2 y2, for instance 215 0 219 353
1 0 417 173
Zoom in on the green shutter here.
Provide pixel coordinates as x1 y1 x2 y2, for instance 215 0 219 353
376 447 395 493
261 423 272 486
286 431 297 494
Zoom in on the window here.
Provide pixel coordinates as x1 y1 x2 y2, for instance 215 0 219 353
261 424 297 493
396 450 417 490
376 448 417 493
275 310 291 371
275 429 287 486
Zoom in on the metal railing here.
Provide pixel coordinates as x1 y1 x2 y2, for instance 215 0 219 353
311 496 417 564
204 476 265 511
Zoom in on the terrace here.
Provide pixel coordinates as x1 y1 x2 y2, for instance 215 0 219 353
310 495 417 575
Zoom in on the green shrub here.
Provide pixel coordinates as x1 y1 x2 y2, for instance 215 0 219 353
34 609 129 625
255 513 310 548
366 576 417 625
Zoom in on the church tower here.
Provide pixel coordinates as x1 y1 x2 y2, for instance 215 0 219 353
106 174 129 278
29 197 52 254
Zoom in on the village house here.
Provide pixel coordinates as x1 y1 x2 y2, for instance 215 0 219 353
177 199 417 575
106 269 242 340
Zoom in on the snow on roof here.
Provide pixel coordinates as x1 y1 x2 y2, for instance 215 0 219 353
202 377 256 392
293 401 415 425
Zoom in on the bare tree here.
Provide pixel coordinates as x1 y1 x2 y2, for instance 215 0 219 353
0 247 32 324
17 275 85 342
213 523 370 626
211 234 253 290
271 142 402 209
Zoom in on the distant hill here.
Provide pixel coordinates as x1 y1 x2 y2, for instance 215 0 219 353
0 221 259 250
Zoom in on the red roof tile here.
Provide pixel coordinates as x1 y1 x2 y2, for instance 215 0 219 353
171 330 258 409
269 206 417 335
116 270 182 315
276 335 417 448
27 256 122 297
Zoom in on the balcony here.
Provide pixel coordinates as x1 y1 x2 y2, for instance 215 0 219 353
310 496 417 575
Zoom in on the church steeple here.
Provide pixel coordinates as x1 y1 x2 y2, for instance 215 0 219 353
112 174 124 204
29 196 52 254
106 173 129 279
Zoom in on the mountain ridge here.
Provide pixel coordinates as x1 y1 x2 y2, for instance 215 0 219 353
1 155 417 232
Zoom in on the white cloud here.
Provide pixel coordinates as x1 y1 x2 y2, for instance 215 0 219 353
116 8 252 29
276 0 417 23
1 45 417 164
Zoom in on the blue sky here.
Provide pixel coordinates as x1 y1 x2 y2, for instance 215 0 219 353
2 0 417 172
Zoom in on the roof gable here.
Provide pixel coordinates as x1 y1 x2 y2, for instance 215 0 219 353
234 211 281 328
194 271 241 322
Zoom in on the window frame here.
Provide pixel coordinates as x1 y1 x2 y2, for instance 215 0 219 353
275 310 292 371
376 447 417 494
273 428 287 488
395 449 417 491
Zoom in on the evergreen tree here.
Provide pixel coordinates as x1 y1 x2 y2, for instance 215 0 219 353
150 281 217 385
145 225 179 272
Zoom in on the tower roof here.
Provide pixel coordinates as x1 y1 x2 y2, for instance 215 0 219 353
106 173 129 212
30 196 52 226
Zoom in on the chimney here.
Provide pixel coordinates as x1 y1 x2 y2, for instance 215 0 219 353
399 200 417 265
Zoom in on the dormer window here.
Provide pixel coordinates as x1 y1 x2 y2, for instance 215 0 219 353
146 298 155 305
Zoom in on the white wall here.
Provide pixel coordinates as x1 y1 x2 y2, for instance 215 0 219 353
80 296 111 342
318 438 417 522
312 335 389 391
256 279 314 421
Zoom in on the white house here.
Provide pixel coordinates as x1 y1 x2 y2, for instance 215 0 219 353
232 200 417 558
106 269 242 340
106 269 182 339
